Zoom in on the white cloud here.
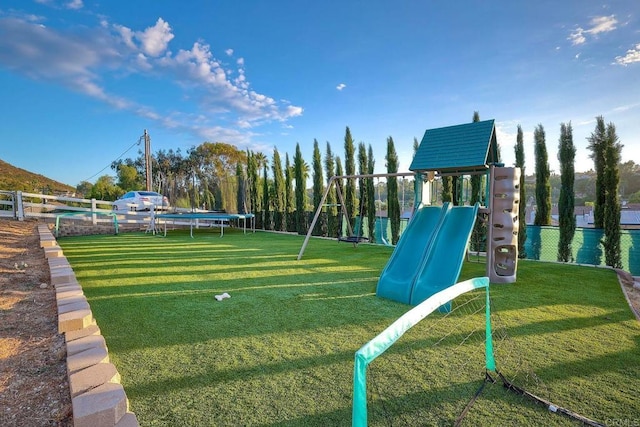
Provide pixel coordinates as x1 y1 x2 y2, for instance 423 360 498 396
285 105 303 117
134 52 153 71
0 14 302 146
568 29 586 45
114 24 136 50
586 15 618 35
66 0 83 10
0 17 104 90
225 48 233 56
170 41 229 86
336 83 346 91
135 18 174 57
611 102 640 113
569 15 618 45
32 0 83 9
615 43 640 66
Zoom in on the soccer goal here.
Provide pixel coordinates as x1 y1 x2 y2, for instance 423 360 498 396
352 277 605 426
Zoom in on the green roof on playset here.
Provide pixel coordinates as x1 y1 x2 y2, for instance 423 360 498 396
410 119 499 174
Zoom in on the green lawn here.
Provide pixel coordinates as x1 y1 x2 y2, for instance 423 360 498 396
59 228 640 426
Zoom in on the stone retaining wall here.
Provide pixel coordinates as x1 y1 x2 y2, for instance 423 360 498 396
55 220 143 237
38 224 139 427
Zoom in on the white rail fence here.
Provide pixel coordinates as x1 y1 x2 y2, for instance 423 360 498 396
0 190 152 228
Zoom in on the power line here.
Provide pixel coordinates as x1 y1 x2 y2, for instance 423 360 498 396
82 136 143 183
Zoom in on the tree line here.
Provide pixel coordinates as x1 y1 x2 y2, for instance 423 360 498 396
76 128 408 244
75 113 634 267
526 116 625 268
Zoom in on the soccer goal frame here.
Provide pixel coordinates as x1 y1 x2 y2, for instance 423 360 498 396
351 277 493 427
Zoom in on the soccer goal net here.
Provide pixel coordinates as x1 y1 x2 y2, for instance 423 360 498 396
352 277 604 427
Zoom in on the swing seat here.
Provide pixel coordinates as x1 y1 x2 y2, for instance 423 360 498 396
338 235 369 244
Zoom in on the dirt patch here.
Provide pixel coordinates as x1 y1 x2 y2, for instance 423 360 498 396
0 218 72 426
618 273 640 321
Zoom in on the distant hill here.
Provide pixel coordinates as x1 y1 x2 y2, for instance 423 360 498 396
0 159 75 194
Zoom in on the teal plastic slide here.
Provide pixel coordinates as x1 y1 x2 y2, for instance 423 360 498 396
376 203 478 305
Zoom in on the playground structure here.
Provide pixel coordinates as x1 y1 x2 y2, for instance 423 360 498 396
299 119 521 306
486 166 521 284
379 119 520 304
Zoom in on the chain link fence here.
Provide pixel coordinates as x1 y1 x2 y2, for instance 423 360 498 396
521 226 640 275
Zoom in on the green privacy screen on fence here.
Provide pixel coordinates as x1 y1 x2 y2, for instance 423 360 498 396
524 226 640 275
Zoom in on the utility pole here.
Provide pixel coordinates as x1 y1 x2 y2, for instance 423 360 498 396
144 129 152 191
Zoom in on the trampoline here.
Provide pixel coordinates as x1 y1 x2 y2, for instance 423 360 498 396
154 212 255 237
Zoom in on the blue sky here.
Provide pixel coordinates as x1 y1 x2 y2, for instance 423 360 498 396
1 0 638 187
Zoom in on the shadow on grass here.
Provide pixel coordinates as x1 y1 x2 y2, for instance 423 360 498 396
84 272 634 353
86 279 400 352
532 337 640 383
125 346 358 399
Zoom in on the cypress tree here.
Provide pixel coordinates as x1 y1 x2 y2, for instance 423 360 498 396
514 125 527 257
250 151 266 227
262 162 271 230
441 176 452 203
335 157 344 185
470 176 482 204
452 175 460 206
367 145 376 242
344 127 357 229
603 123 622 268
470 112 484 250
413 137 421 202
324 142 338 237
271 148 285 231
587 116 606 229
386 136 401 244
557 122 576 262
357 142 368 237
533 124 551 225
470 111 482 206
335 156 344 237
285 153 295 232
294 143 307 234
312 139 324 236
236 162 246 214
246 150 259 215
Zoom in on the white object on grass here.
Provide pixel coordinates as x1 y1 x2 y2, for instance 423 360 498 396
215 292 231 301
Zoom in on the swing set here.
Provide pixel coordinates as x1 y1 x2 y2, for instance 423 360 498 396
297 172 416 260
336 184 368 245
